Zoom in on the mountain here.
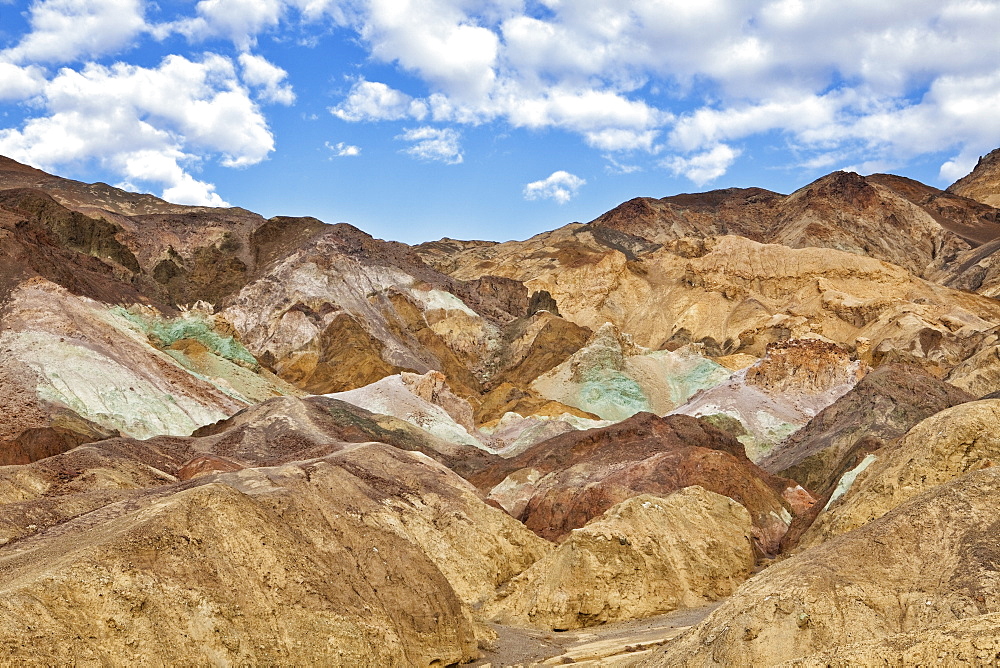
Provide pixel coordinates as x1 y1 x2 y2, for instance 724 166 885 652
4 152 1000 663
948 147 1000 207
590 170 1000 278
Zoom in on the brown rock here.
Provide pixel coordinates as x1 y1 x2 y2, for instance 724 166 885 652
744 339 864 394
176 454 244 480
760 363 974 497
471 412 806 555
0 407 119 466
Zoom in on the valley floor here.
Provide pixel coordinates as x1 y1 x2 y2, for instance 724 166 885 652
472 603 720 667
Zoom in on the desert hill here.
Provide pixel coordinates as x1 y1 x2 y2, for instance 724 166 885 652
949 147 1000 208
2 152 1000 663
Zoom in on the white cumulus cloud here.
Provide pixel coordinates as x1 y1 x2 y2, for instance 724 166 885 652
325 0 1000 184
239 53 295 105
331 79 428 122
165 0 285 49
0 63 47 101
523 170 586 204
395 126 463 164
0 53 276 206
5 0 1000 195
2 0 147 64
664 144 742 186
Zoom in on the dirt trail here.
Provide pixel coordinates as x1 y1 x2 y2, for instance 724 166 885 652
472 603 719 667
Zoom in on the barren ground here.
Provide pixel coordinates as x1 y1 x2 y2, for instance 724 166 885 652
471 603 720 667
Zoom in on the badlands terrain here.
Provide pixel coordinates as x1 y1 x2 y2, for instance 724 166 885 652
2 148 1000 665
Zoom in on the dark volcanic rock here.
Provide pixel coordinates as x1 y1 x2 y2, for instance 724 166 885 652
589 187 782 243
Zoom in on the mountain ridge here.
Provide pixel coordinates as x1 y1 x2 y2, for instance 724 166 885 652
3 152 1000 664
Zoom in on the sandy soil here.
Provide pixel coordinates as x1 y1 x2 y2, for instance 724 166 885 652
471 603 720 667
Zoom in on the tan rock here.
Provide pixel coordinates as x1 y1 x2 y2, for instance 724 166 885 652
784 614 1000 667
800 399 1000 548
948 147 1000 208
425 229 1000 380
487 488 754 630
0 443 551 665
648 467 1000 667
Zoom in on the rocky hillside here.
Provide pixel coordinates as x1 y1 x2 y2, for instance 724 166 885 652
2 151 1000 664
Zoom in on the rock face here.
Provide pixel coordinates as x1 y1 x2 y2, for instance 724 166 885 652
484 310 592 397
530 323 733 421
487 488 755 630
785 615 1000 667
799 399 1000 549
327 371 485 449
422 229 1000 388
0 277 277 442
648 467 1000 667
0 420 550 664
949 147 1000 208
672 339 867 462
760 363 974 497
588 187 782 243
471 412 809 555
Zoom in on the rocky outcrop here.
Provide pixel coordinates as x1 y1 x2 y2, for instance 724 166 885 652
471 412 809 554
946 331 1000 394
188 393 498 478
588 187 782 244
486 488 754 630
786 615 1000 667
948 147 1000 208
672 339 867 462
648 467 1000 667
424 229 1000 385
760 363 974 497
868 173 1000 245
327 371 486 449
768 171 980 277
799 399 1000 549
531 323 733 421
0 407 119 466
484 310 592 404
0 278 273 442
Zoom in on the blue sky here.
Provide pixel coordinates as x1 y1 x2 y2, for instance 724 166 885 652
1 0 999 244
